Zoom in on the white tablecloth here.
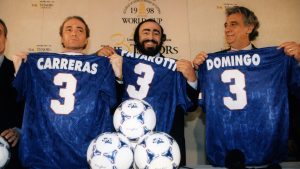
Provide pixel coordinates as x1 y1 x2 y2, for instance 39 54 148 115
181 162 300 169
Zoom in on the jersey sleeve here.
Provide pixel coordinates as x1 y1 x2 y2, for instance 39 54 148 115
99 59 117 108
176 72 192 113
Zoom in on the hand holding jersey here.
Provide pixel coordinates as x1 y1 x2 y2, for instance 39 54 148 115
98 46 196 85
11 52 29 75
0 128 20 147
96 46 123 80
109 54 123 80
197 47 300 166
97 45 196 132
278 41 300 62
193 6 300 167
176 59 197 83
193 51 208 70
10 16 118 169
14 53 116 168
97 45 115 57
115 49 191 132
96 19 197 166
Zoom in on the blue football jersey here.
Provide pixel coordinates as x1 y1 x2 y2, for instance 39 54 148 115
198 47 300 166
115 49 191 133
13 53 116 169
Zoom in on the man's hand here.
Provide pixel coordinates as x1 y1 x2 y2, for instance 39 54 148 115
11 51 28 75
97 46 115 57
1 128 20 147
96 46 123 79
110 54 123 80
278 41 300 62
193 51 208 70
176 59 197 82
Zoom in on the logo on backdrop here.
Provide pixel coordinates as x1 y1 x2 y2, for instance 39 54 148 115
108 0 178 56
28 44 53 52
30 0 55 52
31 0 55 9
122 0 162 24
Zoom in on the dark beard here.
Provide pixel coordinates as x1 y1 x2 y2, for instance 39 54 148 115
136 40 162 56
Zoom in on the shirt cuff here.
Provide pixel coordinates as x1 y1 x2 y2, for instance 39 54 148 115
187 80 197 90
13 127 22 135
116 79 123 84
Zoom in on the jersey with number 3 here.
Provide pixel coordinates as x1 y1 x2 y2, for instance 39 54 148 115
198 47 300 166
13 53 116 169
116 49 191 133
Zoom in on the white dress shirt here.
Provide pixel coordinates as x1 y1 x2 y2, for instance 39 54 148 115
0 54 4 68
230 43 253 51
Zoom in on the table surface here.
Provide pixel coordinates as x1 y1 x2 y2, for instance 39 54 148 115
181 162 300 169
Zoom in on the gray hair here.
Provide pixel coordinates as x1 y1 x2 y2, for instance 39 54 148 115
226 6 260 41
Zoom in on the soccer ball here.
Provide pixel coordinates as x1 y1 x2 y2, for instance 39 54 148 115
87 132 134 169
0 136 10 168
134 132 181 169
113 99 156 142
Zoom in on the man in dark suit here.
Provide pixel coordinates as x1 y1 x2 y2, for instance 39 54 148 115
97 19 198 166
0 18 24 169
193 5 300 166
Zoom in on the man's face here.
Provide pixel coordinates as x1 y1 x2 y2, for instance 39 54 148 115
0 24 6 55
61 18 88 52
137 21 163 56
224 13 254 49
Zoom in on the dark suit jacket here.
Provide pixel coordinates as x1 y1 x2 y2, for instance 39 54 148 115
0 56 24 168
0 56 23 131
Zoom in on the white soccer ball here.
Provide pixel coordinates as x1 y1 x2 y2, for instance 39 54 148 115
134 132 181 169
113 99 156 142
0 136 10 168
87 132 134 169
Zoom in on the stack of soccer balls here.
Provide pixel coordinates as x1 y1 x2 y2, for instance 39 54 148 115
87 98 181 169
0 136 10 168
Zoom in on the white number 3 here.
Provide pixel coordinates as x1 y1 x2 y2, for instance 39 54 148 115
127 63 154 100
221 70 247 110
51 73 77 114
